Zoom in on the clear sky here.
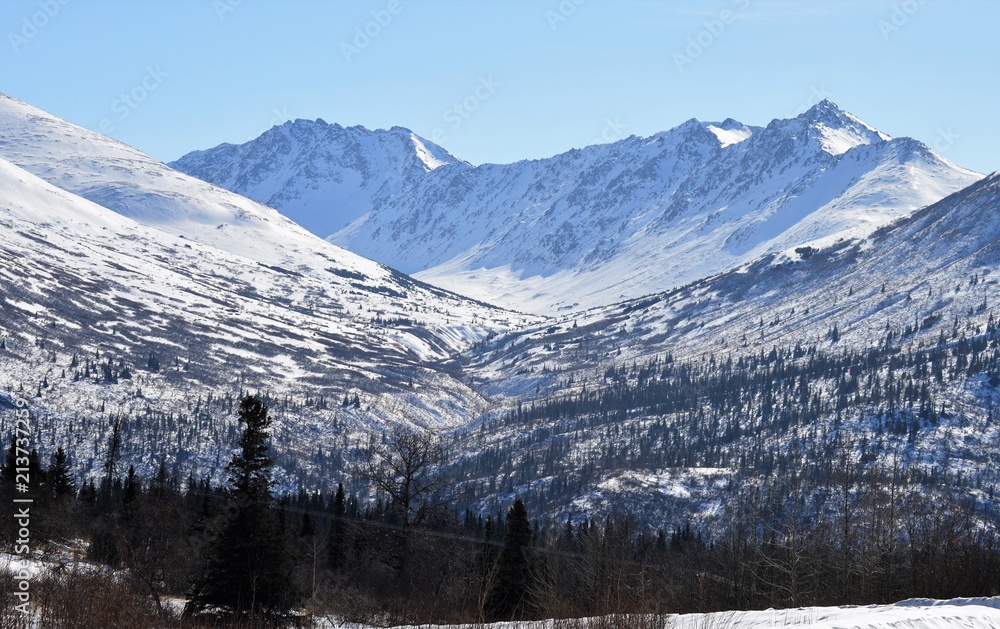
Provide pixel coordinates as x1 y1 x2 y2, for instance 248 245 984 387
2 0 998 173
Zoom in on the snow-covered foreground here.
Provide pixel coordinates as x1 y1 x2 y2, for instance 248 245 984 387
317 598 1000 629
667 598 1000 628
5 554 998 629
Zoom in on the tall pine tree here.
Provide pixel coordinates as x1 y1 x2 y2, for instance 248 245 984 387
187 396 295 619
49 447 76 499
485 498 535 621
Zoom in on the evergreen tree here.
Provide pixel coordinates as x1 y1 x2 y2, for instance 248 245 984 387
27 448 48 499
78 478 97 504
480 514 500 594
327 482 347 571
49 447 76 498
122 464 139 508
188 396 295 619
299 511 315 538
151 460 169 498
485 498 535 620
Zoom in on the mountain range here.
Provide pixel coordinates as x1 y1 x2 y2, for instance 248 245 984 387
1 92 998 522
173 100 981 314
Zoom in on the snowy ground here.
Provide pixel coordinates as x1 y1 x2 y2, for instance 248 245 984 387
4 553 997 629
315 598 1000 629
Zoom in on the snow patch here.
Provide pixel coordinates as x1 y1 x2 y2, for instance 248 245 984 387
706 124 752 147
411 133 450 171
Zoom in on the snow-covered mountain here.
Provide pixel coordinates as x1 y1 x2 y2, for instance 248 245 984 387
169 119 461 237
474 171 1000 384
2 89 997 527
326 101 980 313
448 171 1000 520
0 93 532 486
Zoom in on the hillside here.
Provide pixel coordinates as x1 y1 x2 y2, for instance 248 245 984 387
0 94 532 488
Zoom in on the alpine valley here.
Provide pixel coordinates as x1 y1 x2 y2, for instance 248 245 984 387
3 92 999 530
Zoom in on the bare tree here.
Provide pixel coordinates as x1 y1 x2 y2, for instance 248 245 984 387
355 426 447 527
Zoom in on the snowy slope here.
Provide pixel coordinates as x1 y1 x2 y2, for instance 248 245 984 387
450 173 1000 521
0 93 525 353
169 119 462 236
0 95 419 300
0 153 515 482
0 94 534 488
471 172 1000 396
330 101 980 313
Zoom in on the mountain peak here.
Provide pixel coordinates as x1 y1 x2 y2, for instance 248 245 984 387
788 100 891 155
170 118 462 236
804 98 842 115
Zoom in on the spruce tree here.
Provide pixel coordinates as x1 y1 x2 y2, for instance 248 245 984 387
27 448 48 500
327 482 347 571
49 447 75 498
122 464 139 508
485 498 535 620
78 478 97 504
480 514 499 589
299 512 315 538
188 396 295 619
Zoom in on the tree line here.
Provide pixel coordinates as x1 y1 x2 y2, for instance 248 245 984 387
4 395 1000 626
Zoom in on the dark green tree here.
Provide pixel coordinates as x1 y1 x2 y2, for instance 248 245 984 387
27 448 48 500
187 396 295 619
299 512 315 539
78 478 97 504
122 464 139 508
485 498 535 621
49 447 76 498
327 482 347 571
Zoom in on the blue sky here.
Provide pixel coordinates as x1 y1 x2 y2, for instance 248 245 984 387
2 0 998 173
